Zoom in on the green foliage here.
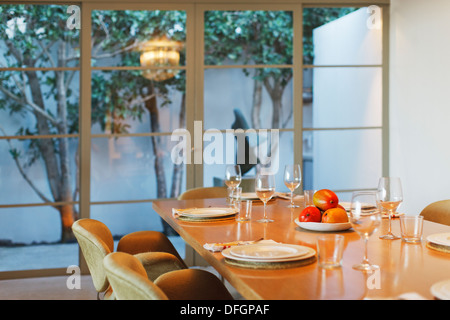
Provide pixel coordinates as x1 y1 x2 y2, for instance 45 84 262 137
204 10 293 83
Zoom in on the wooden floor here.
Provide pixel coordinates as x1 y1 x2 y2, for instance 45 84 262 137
0 275 98 300
0 268 242 300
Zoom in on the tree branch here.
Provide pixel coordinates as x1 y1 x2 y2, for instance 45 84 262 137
0 126 53 204
0 86 59 126
34 40 57 65
91 39 140 60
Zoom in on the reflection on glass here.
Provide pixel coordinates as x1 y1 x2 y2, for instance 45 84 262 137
204 10 293 66
139 36 183 81
303 7 381 65
91 10 186 68
91 70 186 134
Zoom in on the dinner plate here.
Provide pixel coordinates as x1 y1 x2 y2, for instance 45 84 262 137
430 279 450 300
340 202 378 212
222 245 315 263
294 218 352 232
228 243 309 260
340 202 402 218
173 207 237 218
427 233 450 246
276 192 303 201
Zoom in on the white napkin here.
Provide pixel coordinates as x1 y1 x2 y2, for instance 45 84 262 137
397 292 427 300
364 292 427 300
204 239 276 252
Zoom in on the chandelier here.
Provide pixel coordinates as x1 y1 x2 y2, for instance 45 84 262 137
139 36 183 82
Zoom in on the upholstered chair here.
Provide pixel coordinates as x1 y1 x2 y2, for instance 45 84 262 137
177 186 228 200
420 200 450 226
72 219 186 299
103 252 233 300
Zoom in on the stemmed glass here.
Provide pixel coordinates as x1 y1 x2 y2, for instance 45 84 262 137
349 191 381 271
284 164 302 208
377 177 403 240
255 173 276 223
225 165 241 206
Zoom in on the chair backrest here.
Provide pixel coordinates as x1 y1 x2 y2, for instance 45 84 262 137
420 200 450 226
178 186 227 200
103 252 168 300
155 268 234 300
72 218 115 293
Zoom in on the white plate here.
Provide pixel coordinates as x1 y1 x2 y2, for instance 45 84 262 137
341 202 402 218
222 245 315 263
228 243 309 260
340 202 378 212
427 233 450 246
276 192 303 201
173 207 237 218
294 218 352 232
241 192 277 201
431 279 450 300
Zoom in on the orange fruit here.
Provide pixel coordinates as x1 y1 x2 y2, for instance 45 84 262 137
313 189 339 211
322 208 348 223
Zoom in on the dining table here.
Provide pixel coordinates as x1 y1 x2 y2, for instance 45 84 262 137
152 196 450 300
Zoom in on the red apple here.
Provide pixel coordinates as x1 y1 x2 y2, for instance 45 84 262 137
313 189 339 211
299 206 322 223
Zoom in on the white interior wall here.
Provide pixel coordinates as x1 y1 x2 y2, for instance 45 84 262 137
390 0 450 214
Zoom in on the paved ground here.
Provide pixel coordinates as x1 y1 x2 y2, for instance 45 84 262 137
0 236 186 272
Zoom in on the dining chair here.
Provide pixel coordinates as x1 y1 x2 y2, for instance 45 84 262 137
178 186 228 200
420 200 450 226
72 219 186 299
103 251 234 300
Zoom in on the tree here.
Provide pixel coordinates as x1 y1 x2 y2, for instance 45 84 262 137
204 10 293 130
0 5 81 242
0 5 356 243
0 5 186 241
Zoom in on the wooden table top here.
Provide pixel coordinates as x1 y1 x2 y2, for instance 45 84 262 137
153 197 450 300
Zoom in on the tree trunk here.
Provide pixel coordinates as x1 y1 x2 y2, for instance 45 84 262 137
170 93 186 198
144 83 177 236
263 77 286 129
251 77 263 129
55 42 77 242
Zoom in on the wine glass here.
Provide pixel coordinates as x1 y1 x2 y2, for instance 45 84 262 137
225 165 241 206
284 164 302 208
255 173 276 223
349 191 382 271
377 177 403 240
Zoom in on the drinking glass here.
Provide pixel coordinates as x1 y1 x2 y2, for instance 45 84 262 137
225 165 241 206
255 173 276 223
377 177 403 240
284 164 302 208
349 191 381 271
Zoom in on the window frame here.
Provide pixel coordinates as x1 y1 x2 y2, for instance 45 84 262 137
0 0 390 279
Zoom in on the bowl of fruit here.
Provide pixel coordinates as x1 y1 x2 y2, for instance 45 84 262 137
294 189 352 232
